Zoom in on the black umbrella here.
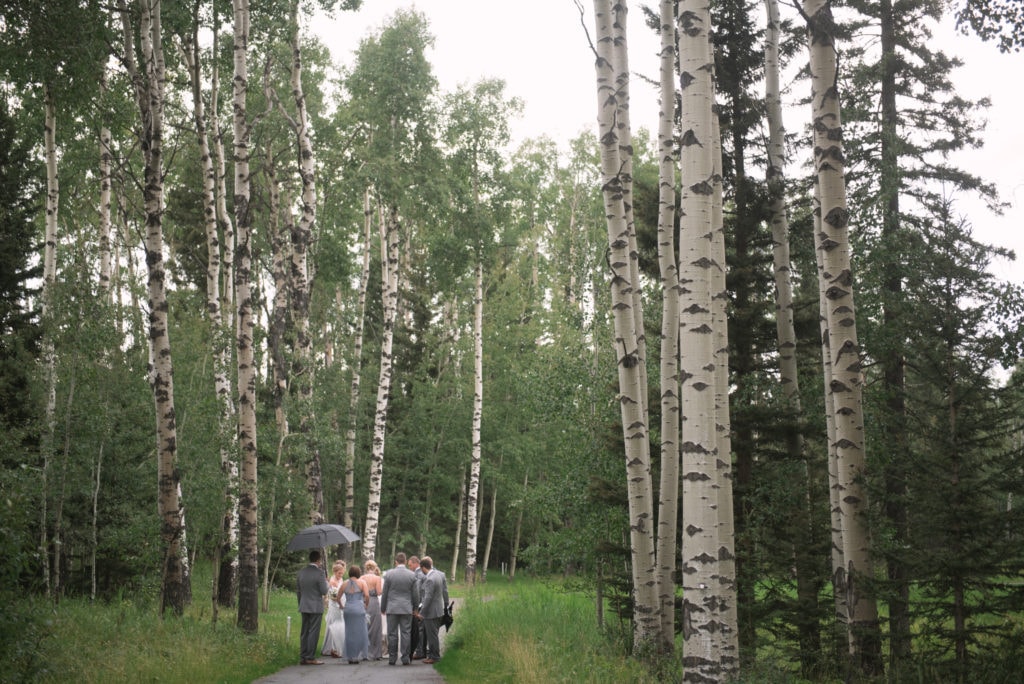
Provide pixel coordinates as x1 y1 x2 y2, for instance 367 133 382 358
285 523 360 551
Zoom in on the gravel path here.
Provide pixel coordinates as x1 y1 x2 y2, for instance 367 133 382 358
252 624 449 684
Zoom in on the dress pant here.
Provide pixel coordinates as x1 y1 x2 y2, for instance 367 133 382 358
410 615 423 656
300 611 322 662
422 616 441 660
387 613 413 664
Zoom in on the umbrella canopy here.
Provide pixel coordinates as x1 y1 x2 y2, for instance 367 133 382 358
285 523 360 551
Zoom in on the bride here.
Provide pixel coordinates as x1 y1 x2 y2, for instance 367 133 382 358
321 560 347 659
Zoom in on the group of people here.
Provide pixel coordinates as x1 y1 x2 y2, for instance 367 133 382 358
296 549 450 668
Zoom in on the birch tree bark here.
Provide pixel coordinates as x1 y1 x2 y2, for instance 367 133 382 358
654 0 681 654
676 2 724 678
802 0 883 674
123 0 186 616
40 83 58 599
283 2 323 524
232 0 260 634
710 112 738 676
362 206 401 562
178 17 238 614
588 0 659 651
344 188 373 532
464 256 484 583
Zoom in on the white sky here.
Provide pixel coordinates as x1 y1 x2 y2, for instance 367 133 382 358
315 1 1024 284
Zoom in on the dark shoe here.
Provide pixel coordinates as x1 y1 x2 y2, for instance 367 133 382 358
301 659 324 665
412 654 424 660
402 660 410 666
388 662 396 666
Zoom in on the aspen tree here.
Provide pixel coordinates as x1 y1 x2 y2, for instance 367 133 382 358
587 0 659 650
232 0 260 634
655 0 681 655
802 0 882 674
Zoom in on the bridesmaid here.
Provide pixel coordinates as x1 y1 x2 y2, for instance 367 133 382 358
341 565 370 663
363 560 385 660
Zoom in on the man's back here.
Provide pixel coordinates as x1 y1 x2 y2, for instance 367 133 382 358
382 565 418 614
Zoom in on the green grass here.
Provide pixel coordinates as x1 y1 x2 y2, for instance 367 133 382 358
435 578 664 684
28 583 296 684
8 571 668 684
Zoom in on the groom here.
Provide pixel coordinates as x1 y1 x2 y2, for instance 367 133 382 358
296 549 329 666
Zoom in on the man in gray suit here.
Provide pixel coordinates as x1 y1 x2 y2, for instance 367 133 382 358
381 552 420 666
296 549 329 665
418 556 449 664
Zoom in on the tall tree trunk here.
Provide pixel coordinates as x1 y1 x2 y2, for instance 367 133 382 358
99 74 113 300
802 0 882 675
344 189 373 533
812 181 848 656
363 206 401 562
284 3 323 524
655 0 681 655
677 3 723 679
179 17 238 614
764 0 820 671
451 466 466 582
465 257 484 585
232 0 259 634
40 83 59 599
126 0 186 616
710 113 739 676
53 371 75 601
261 143 290 610
482 468 499 583
589 0 658 652
91 443 103 601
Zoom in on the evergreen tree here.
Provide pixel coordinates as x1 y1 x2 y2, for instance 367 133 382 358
0 102 42 431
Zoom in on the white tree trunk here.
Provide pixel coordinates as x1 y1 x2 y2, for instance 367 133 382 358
654 0 681 654
344 189 373 530
710 113 739 675
284 4 322 523
40 84 59 598
590 0 659 651
179 23 239 613
126 0 186 616
231 0 259 634
803 0 881 673
363 206 401 563
677 2 722 677
465 258 484 584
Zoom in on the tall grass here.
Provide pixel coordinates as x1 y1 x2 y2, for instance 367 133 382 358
19 569 297 684
436 578 666 684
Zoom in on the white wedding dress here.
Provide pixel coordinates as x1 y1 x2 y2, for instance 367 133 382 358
321 589 346 658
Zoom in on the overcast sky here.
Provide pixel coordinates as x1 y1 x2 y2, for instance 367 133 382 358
315 1 1023 283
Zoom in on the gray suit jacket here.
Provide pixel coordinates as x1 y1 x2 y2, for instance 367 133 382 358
419 568 449 620
296 563 329 614
381 564 419 615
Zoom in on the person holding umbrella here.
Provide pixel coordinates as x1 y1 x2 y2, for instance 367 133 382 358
296 549 329 666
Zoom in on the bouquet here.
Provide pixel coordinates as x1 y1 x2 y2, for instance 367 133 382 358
327 586 339 602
